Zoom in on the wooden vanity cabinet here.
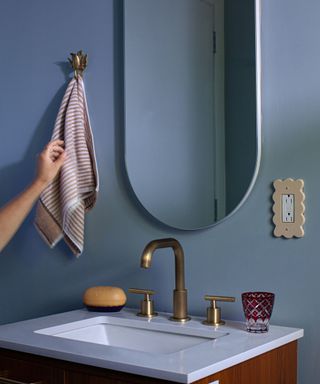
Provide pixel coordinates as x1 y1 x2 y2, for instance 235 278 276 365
0 341 297 384
0 350 64 383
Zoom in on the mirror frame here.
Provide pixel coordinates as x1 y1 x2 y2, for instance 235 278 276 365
124 0 262 230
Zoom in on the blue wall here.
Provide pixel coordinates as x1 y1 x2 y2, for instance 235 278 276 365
0 1 319 383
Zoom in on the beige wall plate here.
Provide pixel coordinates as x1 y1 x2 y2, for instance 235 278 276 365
272 178 305 238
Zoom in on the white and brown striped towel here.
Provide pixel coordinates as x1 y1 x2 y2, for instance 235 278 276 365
35 75 99 256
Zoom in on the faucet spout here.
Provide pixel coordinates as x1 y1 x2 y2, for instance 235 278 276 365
140 238 190 322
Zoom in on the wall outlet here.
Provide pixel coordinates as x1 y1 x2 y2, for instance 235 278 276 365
272 179 305 238
282 194 294 223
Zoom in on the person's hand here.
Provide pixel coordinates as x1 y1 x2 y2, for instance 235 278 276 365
35 140 66 189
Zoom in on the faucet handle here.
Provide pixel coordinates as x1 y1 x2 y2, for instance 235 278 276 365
128 288 158 318
202 295 235 326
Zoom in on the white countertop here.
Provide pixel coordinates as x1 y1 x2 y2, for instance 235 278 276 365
0 308 303 383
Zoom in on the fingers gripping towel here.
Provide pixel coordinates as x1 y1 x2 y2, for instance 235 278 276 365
35 76 99 256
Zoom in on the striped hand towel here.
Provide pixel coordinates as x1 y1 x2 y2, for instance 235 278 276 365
35 76 99 256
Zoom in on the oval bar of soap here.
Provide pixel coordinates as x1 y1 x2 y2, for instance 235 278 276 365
83 286 127 312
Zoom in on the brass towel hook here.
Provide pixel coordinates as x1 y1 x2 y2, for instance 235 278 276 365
68 50 88 79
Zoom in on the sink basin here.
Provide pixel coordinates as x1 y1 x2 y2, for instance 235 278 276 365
35 315 227 354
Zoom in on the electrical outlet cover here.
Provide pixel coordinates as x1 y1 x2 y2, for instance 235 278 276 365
272 178 305 238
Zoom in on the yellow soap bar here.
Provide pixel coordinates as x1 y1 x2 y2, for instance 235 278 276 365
83 286 127 311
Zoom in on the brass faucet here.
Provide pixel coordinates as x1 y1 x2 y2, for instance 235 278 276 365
140 238 190 322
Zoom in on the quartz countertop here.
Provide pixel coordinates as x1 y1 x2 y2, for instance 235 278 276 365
0 309 303 383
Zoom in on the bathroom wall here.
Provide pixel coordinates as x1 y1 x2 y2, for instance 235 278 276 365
0 0 319 383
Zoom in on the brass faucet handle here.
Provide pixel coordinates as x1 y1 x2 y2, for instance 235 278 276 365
205 295 236 303
129 288 155 298
128 288 158 318
203 295 235 326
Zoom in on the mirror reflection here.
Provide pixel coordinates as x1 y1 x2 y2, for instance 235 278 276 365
124 0 260 229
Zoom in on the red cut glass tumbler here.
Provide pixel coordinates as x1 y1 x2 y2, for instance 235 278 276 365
242 292 275 333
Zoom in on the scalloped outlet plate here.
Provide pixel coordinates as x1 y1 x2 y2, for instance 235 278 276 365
272 179 305 238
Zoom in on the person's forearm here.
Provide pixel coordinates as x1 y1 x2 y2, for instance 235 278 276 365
0 180 46 252
0 140 65 252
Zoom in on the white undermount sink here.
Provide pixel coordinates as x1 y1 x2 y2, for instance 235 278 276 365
35 314 227 354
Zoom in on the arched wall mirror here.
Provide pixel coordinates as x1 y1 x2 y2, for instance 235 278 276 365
124 0 261 230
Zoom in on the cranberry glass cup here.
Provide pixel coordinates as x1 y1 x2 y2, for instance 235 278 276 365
241 292 275 333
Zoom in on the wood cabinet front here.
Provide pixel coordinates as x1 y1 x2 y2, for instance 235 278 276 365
0 351 64 383
0 341 297 384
